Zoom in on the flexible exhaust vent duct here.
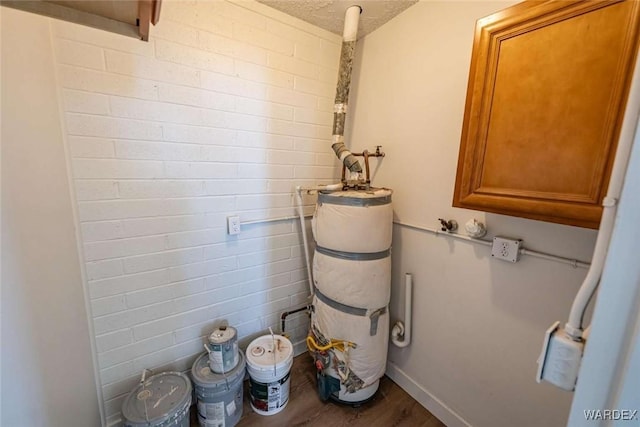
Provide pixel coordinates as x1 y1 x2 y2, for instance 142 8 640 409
331 5 363 174
304 6 394 405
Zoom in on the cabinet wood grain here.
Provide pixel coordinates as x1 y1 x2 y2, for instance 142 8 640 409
453 0 640 228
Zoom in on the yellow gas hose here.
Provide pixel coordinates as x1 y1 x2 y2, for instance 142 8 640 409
306 335 356 353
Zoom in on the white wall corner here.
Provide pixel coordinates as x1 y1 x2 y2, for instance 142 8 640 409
386 361 473 427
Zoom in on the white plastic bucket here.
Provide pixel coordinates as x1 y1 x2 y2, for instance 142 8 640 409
245 335 293 416
191 351 245 427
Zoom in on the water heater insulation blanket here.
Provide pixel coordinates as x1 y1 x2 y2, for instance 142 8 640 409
313 251 391 309
312 295 389 388
312 191 393 253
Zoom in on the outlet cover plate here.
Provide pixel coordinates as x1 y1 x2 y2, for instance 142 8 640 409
491 236 521 262
227 215 240 235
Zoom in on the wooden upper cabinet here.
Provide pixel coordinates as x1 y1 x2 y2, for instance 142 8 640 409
1 1 162 41
453 0 640 229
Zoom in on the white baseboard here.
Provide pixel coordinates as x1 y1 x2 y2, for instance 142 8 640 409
106 416 122 427
386 361 473 427
293 338 308 357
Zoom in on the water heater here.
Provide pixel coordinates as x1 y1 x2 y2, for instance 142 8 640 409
308 188 393 403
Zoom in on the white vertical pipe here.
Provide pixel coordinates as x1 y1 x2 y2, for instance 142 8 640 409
391 273 412 347
295 186 314 296
403 273 413 346
343 5 361 41
565 51 640 340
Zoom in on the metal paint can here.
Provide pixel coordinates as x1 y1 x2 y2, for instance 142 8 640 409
206 326 239 374
122 371 192 427
191 351 246 427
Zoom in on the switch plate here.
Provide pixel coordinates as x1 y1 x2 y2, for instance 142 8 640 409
491 236 521 262
227 215 240 235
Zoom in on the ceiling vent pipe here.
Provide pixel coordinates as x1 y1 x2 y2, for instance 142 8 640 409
331 5 363 175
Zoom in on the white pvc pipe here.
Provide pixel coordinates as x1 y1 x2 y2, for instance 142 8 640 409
391 273 412 348
565 53 640 339
300 183 343 192
564 206 616 339
343 5 361 42
241 214 312 226
294 183 343 297
295 186 314 296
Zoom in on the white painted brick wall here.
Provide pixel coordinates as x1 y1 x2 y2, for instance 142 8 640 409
50 1 343 424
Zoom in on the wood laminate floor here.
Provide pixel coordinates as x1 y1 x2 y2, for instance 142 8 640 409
191 353 445 427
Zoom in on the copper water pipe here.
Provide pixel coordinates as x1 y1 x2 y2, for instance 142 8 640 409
340 146 385 186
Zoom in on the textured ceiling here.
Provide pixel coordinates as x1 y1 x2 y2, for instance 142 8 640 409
256 0 419 39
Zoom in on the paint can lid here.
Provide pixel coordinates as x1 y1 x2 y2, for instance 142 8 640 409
191 351 246 388
208 326 237 344
245 335 293 369
122 371 192 426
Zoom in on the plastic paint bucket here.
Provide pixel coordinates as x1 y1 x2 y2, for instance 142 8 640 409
122 371 192 427
206 326 239 374
191 351 246 427
245 335 293 416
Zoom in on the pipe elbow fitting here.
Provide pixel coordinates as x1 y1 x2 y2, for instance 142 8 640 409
391 321 405 340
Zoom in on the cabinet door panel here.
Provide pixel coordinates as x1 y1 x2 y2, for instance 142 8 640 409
453 0 640 228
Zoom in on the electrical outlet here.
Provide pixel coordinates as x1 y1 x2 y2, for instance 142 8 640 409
227 215 240 235
491 236 521 262
537 322 584 390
